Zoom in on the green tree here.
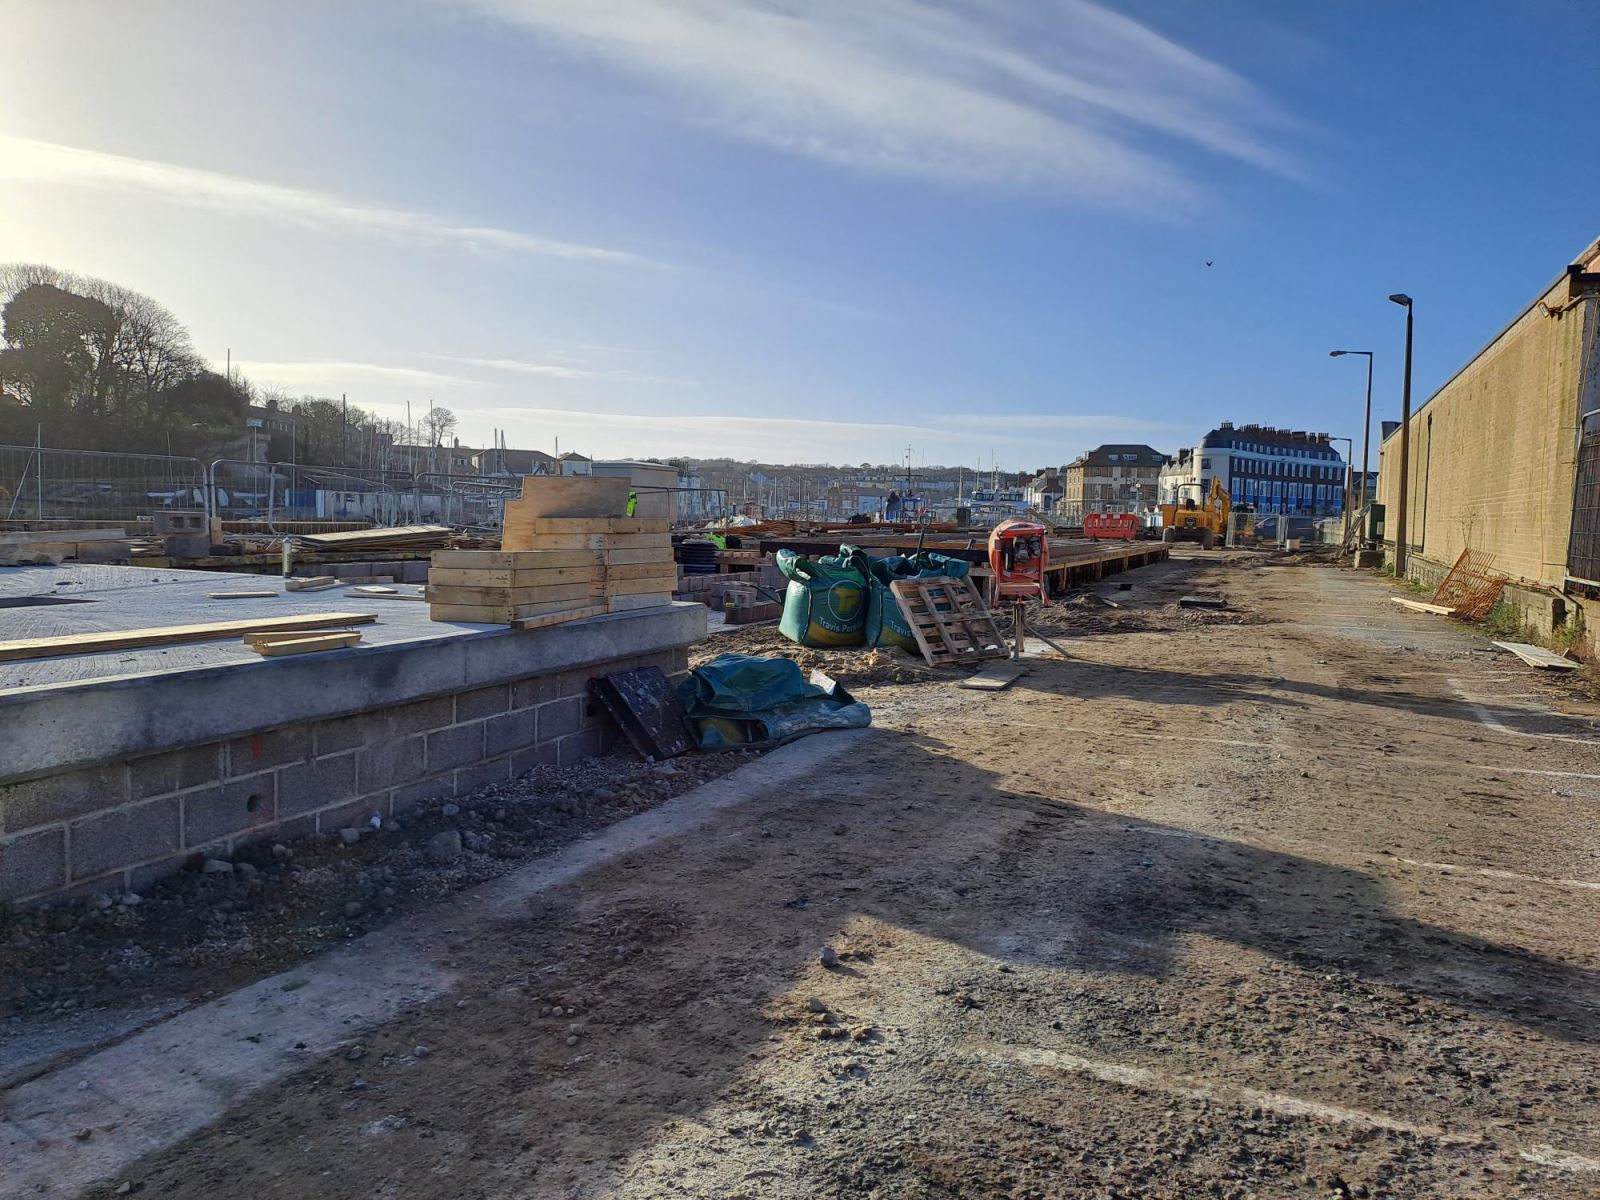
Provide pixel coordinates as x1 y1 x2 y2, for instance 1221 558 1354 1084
0 284 119 435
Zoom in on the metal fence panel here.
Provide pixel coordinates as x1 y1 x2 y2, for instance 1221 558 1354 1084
0 444 204 522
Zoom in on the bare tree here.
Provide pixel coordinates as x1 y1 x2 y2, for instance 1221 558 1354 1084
422 405 458 446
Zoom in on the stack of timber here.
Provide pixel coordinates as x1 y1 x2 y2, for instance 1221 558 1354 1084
428 527 676 624
292 525 453 553
425 476 678 627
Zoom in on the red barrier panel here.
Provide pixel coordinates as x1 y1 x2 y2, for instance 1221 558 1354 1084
1083 513 1139 540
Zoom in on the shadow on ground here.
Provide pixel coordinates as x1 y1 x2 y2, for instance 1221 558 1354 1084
93 719 1600 1200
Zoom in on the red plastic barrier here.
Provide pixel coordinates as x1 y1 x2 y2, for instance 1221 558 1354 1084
1083 513 1139 540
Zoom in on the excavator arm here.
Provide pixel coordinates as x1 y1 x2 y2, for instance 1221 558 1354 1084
1208 476 1231 523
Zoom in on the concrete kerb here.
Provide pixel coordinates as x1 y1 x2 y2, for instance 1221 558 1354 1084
0 725 872 1199
0 604 708 783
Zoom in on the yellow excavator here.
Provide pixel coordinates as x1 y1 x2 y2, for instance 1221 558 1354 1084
1160 477 1230 550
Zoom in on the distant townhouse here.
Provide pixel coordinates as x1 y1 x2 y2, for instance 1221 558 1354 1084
473 447 557 477
1060 444 1164 521
1024 469 1063 513
1163 423 1347 517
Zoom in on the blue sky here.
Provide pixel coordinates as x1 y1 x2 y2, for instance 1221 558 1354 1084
3 0 1596 469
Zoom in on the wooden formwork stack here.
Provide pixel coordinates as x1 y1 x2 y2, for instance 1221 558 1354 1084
426 478 678 627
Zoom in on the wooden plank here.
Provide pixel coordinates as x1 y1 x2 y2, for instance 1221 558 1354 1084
513 476 632 517
603 574 680 597
1491 641 1582 670
511 604 608 630
349 587 424 601
509 517 670 536
0 528 126 545
427 565 597 588
0 613 378 663
249 632 363 657
607 593 673 612
602 546 675 566
958 662 1028 691
891 580 951 667
1390 596 1455 615
208 591 278 600
603 561 679 581
427 581 601 605
505 532 671 551
431 549 599 571
243 629 358 648
293 524 450 549
335 575 396 586
430 596 601 623
284 575 339 591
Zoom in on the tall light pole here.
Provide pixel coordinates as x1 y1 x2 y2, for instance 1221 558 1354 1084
1329 349 1375 531
1388 294 1414 576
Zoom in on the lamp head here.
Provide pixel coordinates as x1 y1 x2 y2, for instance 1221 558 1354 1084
1329 350 1347 357
1388 293 1412 307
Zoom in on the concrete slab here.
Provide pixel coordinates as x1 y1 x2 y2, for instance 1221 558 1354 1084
0 564 708 781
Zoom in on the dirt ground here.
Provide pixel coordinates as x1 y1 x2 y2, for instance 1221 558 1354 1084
18 552 1600 1198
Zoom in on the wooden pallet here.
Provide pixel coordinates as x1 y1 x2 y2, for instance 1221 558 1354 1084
890 576 1009 667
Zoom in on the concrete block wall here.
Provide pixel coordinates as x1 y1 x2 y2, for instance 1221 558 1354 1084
0 646 687 906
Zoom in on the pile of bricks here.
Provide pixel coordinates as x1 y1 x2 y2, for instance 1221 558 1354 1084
673 569 762 609
721 593 782 624
427 519 677 625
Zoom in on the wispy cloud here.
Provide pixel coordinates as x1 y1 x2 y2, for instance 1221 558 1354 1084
0 133 646 264
424 352 691 386
233 360 476 390
425 354 597 380
455 0 1298 204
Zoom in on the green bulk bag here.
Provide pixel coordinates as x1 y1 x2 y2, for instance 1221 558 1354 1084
776 548 868 647
861 551 972 651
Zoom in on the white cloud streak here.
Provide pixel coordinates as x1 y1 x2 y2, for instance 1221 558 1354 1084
425 354 597 380
454 0 1297 204
233 360 476 390
0 133 646 264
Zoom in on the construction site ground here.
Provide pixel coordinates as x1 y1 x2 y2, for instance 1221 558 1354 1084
7 551 1600 1199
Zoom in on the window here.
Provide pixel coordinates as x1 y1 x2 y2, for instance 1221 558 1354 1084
1200 457 1211 470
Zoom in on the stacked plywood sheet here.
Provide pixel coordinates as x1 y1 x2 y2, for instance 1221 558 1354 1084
428 521 676 625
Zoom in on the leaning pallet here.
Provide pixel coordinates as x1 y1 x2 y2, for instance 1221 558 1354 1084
889 576 1010 667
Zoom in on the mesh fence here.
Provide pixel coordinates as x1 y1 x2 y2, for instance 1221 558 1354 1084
0 444 204 522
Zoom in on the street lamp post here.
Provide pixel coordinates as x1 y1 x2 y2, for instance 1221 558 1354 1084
1329 349 1375 537
1388 295 1414 576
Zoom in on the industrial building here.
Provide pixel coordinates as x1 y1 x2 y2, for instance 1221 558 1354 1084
1377 236 1600 628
